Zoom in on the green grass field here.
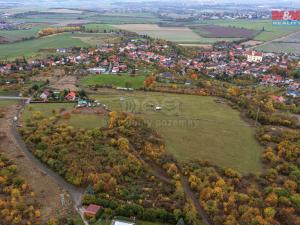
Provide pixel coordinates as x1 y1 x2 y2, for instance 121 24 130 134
83 23 117 32
92 91 262 174
72 33 120 45
205 20 300 41
0 24 49 43
0 33 88 60
0 100 18 108
80 74 146 89
20 91 262 173
22 103 106 129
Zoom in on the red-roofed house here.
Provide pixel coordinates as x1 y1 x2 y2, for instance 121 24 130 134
245 51 263 62
271 95 285 103
65 91 76 101
84 204 102 218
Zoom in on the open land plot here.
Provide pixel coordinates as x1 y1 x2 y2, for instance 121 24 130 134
39 8 84 14
255 31 300 54
83 23 117 32
91 91 262 174
0 24 49 43
191 24 259 38
0 89 19 96
10 11 92 25
205 20 300 41
277 30 300 42
0 33 88 60
22 103 106 129
0 99 18 108
80 74 146 89
256 42 300 54
113 24 241 43
90 16 161 24
72 33 121 45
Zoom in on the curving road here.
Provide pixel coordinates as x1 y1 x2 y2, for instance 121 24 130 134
8 99 88 224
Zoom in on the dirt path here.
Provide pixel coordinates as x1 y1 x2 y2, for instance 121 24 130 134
128 143 211 225
0 101 86 223
141 157 212 225
0 104 73 222
180 175 211 225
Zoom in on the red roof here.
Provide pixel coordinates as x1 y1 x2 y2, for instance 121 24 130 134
245 51 263 57
263 75 271 81
85 204 101 216
67 92 76 97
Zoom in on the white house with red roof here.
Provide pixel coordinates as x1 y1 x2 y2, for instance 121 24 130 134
245 51 263 62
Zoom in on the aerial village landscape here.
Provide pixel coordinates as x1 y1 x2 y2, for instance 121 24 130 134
0 1 300 225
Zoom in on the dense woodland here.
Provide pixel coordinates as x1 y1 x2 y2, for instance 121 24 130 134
0 154 41 225
20 111 187 224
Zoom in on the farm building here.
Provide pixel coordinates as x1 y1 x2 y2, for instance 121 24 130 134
84 204 102 217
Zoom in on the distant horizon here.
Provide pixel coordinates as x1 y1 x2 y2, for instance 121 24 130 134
1 0 300 6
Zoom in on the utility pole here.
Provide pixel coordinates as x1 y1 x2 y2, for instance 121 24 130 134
255 107 260 127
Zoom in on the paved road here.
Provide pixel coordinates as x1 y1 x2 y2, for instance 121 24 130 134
10 101 88 224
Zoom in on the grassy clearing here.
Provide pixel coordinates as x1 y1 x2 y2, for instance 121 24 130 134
69 213 84 225
80 74 146 89
0 100 18 108
0 24 49 42
92 91 262 174
22 103 74 120
0 33 88 60
21 91 262 173
205 20 300 41
83 23 117 32
22 103 106 129
72 33 120 45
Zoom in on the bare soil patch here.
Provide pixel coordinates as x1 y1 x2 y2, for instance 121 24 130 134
72 107 108 115
192 25 258 38
31 72 79 91
50 75 79 91
0 36 8 44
